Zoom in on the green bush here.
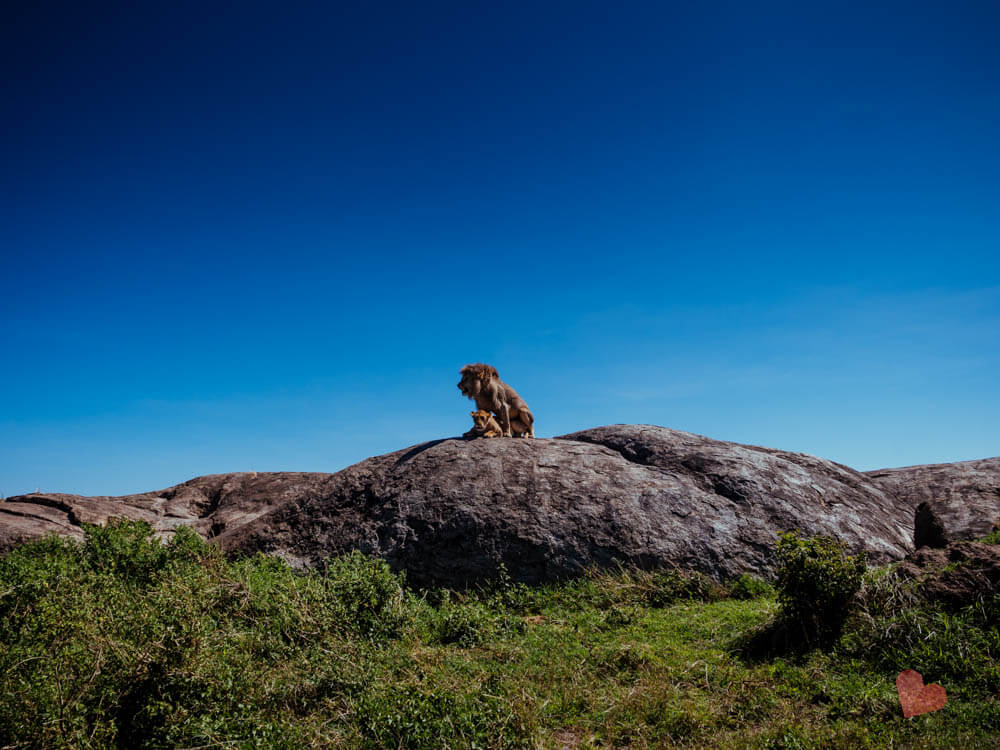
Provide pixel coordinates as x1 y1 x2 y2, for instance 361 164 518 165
728 573 776 600
0 522 220 747
323 550 411 641
432 600 522 647
483 563 533 613
774 531 866 647
81 518 170 584
0 520 415 748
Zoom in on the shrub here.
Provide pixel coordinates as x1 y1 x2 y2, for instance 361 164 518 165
483 563 533 613
774 531 866 647
0 521 222 747
0 521 418 748
323 550 411 641
82 518 169 584
432 600 518 647
728 573 775 600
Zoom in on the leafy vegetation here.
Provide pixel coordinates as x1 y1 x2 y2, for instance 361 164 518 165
978 528 1000 545
1 520 997 748
773 531 867 647
728 573 776 601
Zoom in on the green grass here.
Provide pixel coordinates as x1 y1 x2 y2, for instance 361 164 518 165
978 528 1000 545
1 520 997 748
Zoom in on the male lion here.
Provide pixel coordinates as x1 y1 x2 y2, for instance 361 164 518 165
464 409 503 438
457 363 535 438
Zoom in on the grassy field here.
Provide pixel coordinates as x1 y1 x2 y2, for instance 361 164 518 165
1 521 997 749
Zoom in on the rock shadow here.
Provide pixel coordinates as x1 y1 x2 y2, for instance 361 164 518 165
393 438 463 466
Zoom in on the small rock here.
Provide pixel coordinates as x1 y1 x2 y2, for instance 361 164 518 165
898 540 1000 609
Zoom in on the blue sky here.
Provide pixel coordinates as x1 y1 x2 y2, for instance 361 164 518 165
2 1 998 497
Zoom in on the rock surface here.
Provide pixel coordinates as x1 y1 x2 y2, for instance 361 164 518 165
0 473 335 554
2 425 998 588
866 457 1000 541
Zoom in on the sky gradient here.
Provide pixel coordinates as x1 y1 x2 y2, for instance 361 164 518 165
3 1 998 497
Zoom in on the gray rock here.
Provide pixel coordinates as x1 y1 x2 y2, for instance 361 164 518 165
3 425 997 588
866 457 1000 541
0 473 336 554
212 425 917 586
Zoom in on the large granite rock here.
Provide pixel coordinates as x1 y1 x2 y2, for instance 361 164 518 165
2 425 997 588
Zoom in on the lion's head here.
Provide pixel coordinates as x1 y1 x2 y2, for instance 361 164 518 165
458 363 498 399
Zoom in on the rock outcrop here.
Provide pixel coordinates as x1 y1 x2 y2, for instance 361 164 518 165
866 457 1000 541
897 540 1000 610
0 473 336 555
2 425 998 588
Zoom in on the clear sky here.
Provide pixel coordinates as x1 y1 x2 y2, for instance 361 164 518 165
2 1 998 497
